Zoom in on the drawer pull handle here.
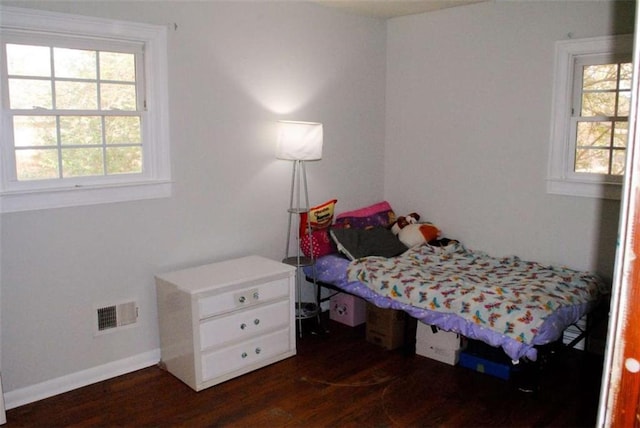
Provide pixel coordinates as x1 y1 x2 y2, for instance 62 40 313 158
253 291 260 300
255 347 261 355
238 296 246 303
241 352 248 359
240 323 247 330
254 319 260 325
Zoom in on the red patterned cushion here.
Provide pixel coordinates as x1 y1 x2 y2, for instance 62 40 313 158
300 229 334 258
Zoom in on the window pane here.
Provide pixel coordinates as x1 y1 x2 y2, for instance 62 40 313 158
13 116 57 147
55 81 97 109
16 149 59 180
61 148 103 177
9 79 52 109
577 121 612 147
620 63 632 90
614 121 628 148
618 91 631 116
583 64 618 90
100 83 136 110
612 149 626 175
106 146 142 174
581 92 616 116
105 116 141 144
60 116 102 145
100 52 135 82
575 148 610 174
7 44 51 77
53 47 96 79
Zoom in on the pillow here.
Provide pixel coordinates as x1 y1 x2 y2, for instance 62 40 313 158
299 199 337 236
334 201 396 230
330 227 408 260
299 199 337 258
300 230 335 259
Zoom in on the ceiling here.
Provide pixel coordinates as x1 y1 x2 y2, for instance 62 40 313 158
315 0 489 19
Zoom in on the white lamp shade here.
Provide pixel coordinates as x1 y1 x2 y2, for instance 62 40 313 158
276 120 323 161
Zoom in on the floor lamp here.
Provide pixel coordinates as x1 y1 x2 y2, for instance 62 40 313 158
276 120 323 337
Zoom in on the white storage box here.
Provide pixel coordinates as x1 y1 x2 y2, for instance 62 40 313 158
415 322 466 365
416 342 462 365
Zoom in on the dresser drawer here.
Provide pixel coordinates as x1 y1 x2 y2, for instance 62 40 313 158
198 277 289 319
199 299 290 350
201 328 291 381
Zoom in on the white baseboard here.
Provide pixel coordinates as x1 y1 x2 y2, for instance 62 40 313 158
4 349 160 410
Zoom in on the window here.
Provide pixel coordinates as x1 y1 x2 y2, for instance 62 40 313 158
0 7 171 212
572 57 631 176
6 42 143 181
548 34 633 200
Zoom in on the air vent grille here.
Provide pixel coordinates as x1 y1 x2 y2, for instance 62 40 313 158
96 301 138 334
97 306 118 331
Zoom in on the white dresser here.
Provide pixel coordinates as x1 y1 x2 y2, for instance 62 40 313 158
155 255 296 391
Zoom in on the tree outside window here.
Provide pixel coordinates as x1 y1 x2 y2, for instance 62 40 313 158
574 61 632 176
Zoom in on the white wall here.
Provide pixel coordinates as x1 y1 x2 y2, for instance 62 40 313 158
0 0 387 399
385 0 635 280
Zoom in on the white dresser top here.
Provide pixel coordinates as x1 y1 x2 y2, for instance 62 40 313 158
155 255 295 294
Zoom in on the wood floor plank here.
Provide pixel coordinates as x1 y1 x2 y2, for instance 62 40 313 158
5 319 603 427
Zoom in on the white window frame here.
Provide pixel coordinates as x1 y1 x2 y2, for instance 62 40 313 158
0 7 171 212
547 34 634 200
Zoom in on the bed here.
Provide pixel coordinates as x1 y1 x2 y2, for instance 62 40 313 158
300 201 607 363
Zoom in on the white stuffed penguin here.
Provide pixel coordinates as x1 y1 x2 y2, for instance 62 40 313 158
398 223 440 248
390 212 420 235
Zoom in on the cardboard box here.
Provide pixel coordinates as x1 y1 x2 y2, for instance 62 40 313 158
416 323 465 349
330 293 366 327
415 322 466 365
365 304 406 350
416 342 462 365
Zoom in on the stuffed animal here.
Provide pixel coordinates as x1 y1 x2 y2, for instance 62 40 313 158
398 223 440 248
390 212 420 235
390 212 440 247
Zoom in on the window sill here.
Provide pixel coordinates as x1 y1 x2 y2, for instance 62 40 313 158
0 180 172 213
546 179 621 200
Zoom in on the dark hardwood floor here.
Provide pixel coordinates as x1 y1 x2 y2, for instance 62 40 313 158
6 317 604 427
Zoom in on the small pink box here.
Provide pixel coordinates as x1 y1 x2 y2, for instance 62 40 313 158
330 293 366 327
